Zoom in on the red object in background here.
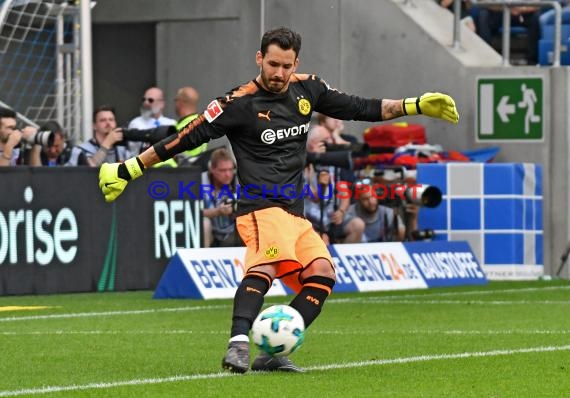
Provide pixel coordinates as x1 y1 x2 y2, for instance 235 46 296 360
363 123 426 148
354 123 471 169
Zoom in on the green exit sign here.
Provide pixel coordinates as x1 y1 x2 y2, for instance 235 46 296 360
476 77 544 141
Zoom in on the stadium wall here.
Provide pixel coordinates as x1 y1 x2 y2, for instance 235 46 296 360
0 167 202 295
88 0 570 278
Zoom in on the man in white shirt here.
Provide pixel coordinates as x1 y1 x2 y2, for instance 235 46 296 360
127 87 176 154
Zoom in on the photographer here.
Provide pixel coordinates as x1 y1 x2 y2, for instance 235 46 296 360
347 180 419 242
202 148 243 248
67 105 132 167
304 123 364 244
28 121 79 167
0 107 42 166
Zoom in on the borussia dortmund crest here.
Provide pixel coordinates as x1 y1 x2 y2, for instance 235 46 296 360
265 245 279 259
298 98 311 116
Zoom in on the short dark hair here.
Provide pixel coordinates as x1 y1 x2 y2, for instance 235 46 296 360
0 107 17 120
93 104 116 122
40 120 65 138
260 26 302 57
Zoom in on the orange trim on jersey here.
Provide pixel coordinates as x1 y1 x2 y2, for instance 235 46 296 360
162 114 207 152
245 271 273 287
231 80 259 98
177 114 206 138
291 73 312 82
163 82 257 153
303 282 332 296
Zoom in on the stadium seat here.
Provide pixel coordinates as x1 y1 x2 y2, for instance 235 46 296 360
538 38 570 65
498 26 529 36
538 7 570 65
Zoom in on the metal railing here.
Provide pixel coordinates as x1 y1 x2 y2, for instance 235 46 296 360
452 0 563 66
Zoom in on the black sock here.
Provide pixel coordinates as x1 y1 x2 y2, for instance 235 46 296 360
230 272 271 337
289 275 335 328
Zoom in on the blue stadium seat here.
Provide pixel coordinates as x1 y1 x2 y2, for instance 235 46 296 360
538 7 570 65
540 7 570 26
538 39 570 65
499 26 529 35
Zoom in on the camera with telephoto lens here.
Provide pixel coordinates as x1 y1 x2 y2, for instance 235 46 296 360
15 130 55 148
28 130 54 146
120 125 177 145
324 142 369 157
306 142 370 169
373 184 439 242
375 183 442 208
306 150 353 169
367 166 442 209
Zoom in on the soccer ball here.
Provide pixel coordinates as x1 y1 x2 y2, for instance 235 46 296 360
251 305 305 357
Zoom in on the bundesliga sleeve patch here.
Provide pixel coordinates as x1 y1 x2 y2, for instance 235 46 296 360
204 100 224 123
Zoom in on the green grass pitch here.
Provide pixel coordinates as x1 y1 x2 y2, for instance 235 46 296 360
0 280 569 397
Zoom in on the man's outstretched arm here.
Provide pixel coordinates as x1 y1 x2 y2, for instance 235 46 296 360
381 92 460 124
98 108 228 203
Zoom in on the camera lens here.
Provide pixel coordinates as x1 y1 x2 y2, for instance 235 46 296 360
25 130 55 147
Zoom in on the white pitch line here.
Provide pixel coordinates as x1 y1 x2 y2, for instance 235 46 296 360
306 344 570 371
0 344 568 397
315 329 570 336
0 285 568 323
0 373 238 397
0 304 231 323
0 330 226 336
334 299 570 305
423 329 570 335
328 285 570 303
0 329 569 337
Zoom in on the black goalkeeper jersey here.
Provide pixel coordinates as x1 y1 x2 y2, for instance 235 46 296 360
154 74 383 217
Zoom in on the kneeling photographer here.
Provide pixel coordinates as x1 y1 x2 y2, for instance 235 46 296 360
347 172 441 242
26 121 76 167
347 180 419 242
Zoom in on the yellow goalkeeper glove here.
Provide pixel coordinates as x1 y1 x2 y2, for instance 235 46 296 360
402 92 459 124
99 157 144 203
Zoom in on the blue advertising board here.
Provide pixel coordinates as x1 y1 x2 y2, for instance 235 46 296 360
154 241 487 299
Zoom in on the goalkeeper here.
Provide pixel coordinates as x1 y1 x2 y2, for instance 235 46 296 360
98 26 459 374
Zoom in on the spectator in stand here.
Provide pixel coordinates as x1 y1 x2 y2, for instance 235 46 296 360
128 87 176 154
476 5 541 65
437 0 476 31
174 86 200 127
67 105 131 167
171 86 208 167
